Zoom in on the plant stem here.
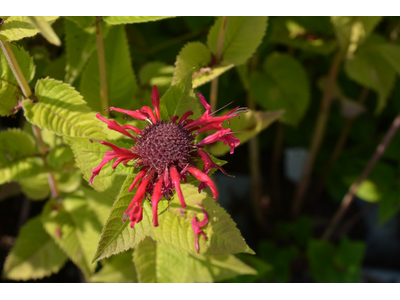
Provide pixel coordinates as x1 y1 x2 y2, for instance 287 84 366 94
271 123 284 205
95 16 109 117
292 51 343 217
0 40 60 200
210 16 229 111
313 87 369 201
321 110 400 240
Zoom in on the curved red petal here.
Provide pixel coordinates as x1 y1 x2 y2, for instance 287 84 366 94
170 166 186 208
187 167 219 199
151 85 160 121
151 176 164 227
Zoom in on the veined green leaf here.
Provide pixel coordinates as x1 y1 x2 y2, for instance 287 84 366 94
249 53 310 125
0 157 43 185
26 16 61 46
47 145 75 169
172 41 234 88
22 78 106 139
3 216 68 281
0 44 35 116
90 250 137 283
134 238 256 283
103 16 174 25
0 16 59 42
41 192 103 279
208 109 283 156
207 17 268 66
80 25 137 112
63 16 95 28
159 68 203 121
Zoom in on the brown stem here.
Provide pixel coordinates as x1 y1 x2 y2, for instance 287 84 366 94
210 16 229 111
322 110 400 240
313 88 369 201
271 123 284 204
292 51 343 217
95 16 109 117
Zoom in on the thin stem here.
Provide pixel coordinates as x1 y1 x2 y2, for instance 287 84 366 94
313 88 369 201
271 123 284 204
0 40 60 200
210 16 229 111
322 110 400 240
95 16 109 117
292 51 343 217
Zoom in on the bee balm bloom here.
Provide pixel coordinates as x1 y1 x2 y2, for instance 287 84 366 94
90 86 246 252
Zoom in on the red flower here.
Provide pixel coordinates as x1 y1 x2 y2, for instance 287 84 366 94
90 86 246 252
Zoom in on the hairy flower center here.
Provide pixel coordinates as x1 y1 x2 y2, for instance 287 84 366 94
135 121 196 173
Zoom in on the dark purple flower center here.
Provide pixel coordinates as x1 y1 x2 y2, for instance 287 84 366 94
135 121 196 174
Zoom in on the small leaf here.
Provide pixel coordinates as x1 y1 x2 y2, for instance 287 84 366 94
103 16 175 25
249 53 310 125
159 68 203 121
41 192 103 279
80 25 137 112
90 250 137 283
3 216 68 281
22 78 106 139
0 16 59 42
47 145 75 169
19 173 50 200
63 16 95 28
172 41 234 88
26 16 61 46
208 109 283 156
0 44 35 116
207 17 268 65
139 61 174 95
55 169 82 194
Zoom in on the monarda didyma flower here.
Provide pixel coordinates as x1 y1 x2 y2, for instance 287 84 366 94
90 86 246 252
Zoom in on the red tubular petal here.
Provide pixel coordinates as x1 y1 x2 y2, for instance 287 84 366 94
170 167 186 208
151 177 164 226
129 170 147 192
179 110 193 125
129 205 143 228
141 106 157 124
198 149 228 176
124 176 150 214
151 86 160 121
187 167 219 199
197 129 231 146
191 201 208 253
90 150 116 184
122 124 141 134
96 113 135 139
197 92 212 114
109 107 149 121
171 115 179 123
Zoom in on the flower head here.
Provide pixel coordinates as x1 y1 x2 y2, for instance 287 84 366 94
90 86 246 252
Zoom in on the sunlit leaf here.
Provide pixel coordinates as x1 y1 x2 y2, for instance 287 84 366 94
47 145 75 169
103 16 175 25
26 16 61 46
64 16 95 28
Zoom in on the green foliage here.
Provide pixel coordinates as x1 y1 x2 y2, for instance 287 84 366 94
63 16 95 28
3 216 68 281
249 53 310 125
103 16 175 25
0 44 35 116
26 16 61 46
139 61 174 95
308 238 365 283
133 238 256 283
378 183 400 225
80 25 137 112
0 16 59 42
47 145 75 169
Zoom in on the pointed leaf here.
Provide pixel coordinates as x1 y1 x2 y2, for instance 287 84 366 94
80 25 137 112
3 216 68 281
26 16 61 46
133 237 156 283
0 16 59 42
103 16 174 25
22 78 106 139
249 53 310 125
207 16 268 65
80 186 114 224
172 41 234 88
41 192 103 279
64 16 95 28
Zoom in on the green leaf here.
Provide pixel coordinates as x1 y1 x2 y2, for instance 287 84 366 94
269 17 336 55
80 186 114 224
374 44 400 76
0 44 35 116
22 78 106 139
139 61 174 95
208 109 284 156
26 16 61 46
331 16 382 57
65 137 133 199
308 238 365 283
207 17 268 66
379 184 400 225
80 25 137 112
173 41 234 88
44 55 66 82
0 16 59 42
55 169 82 193
249 53 310 125
64 19 97 84
345 41 396 114
41 192 103 279
19 173 50 200
47 145 75 169
159 68 203 121
3 216 68 281
103 16 174 25
90 250 137 283
63 16 95 28
133 238 256 283
0 129 43 184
